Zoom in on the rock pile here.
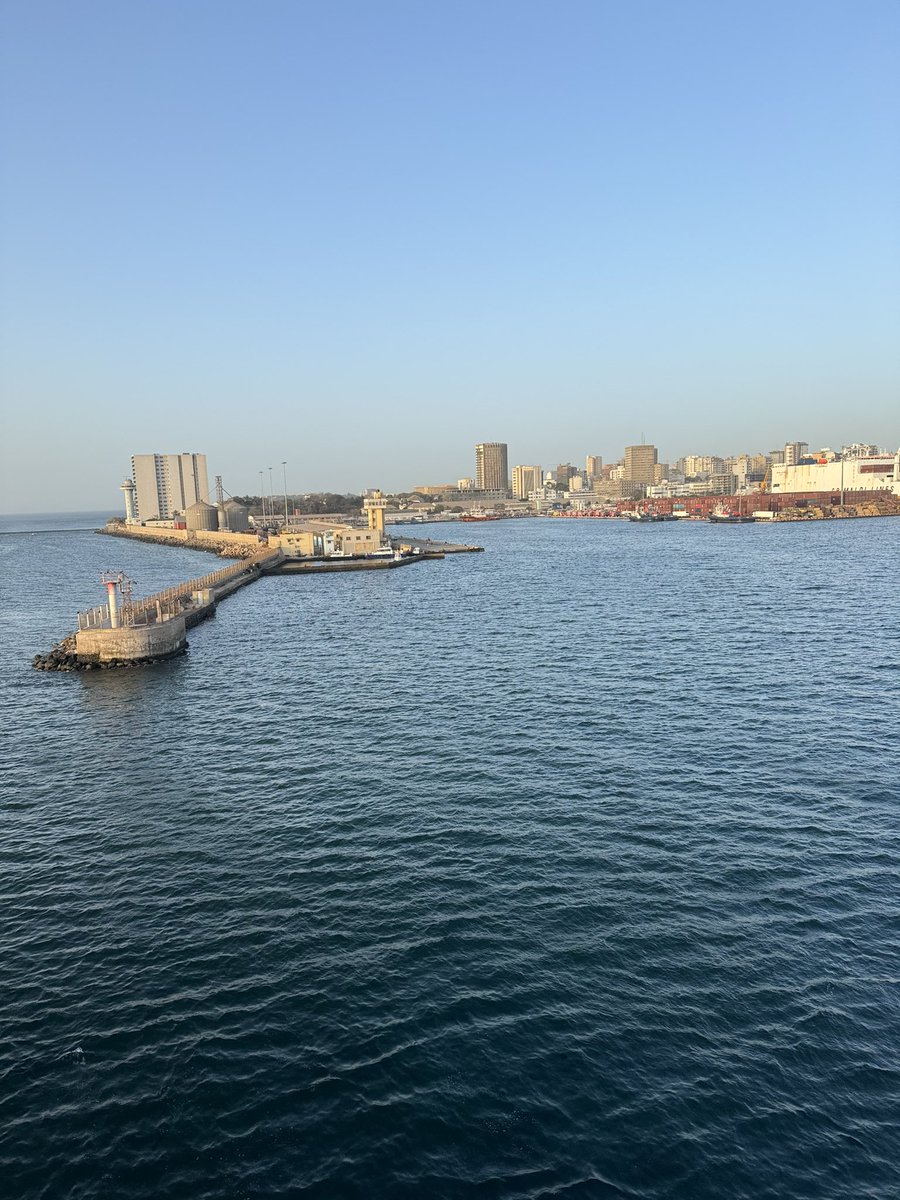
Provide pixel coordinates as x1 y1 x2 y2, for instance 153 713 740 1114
31 635 79 671
101 527 259 558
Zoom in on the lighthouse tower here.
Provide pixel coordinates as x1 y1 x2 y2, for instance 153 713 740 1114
363 489 387 543
120 478 137 521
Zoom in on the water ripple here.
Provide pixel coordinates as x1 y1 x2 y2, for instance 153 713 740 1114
1 517 899 1198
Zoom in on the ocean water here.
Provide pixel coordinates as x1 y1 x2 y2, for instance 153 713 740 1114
2 515 899 1199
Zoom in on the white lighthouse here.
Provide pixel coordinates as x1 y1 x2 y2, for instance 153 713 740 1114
120 478 137 521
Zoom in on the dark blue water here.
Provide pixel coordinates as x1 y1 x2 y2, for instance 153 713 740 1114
2 516 899 1199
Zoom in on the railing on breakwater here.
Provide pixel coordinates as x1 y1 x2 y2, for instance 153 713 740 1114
76 550 280 631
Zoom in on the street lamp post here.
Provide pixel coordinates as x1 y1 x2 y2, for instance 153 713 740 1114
259 470 266 521
282 461 288 525
268 468 275 525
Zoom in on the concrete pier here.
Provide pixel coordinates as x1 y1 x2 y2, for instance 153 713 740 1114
274 553 439 575
34 514 477 671
33 549 283 671
390 535 483 554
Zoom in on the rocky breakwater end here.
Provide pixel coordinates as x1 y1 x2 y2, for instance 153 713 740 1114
32 634 79 671
99 526 259 559
32 633 190 672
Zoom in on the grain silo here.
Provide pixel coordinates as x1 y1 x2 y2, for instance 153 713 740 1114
222 499 251 532
217 499 251 532
185 500 218 532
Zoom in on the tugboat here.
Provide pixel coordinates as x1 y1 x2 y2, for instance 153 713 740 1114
708 502 756 524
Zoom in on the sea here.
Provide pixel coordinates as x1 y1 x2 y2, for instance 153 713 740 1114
2 511 899 1199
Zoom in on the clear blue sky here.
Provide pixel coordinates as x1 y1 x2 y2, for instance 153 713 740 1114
1 0 898 509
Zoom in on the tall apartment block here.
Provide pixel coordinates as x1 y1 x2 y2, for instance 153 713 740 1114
474 442 509 493
131 452 210 520
623 444 658 486
511 465 543 499
783 441 809 466
585 455 603 479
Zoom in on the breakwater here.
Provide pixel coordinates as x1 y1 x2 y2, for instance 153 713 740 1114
100 523 262 558
34 521 485 671
33 549 282 671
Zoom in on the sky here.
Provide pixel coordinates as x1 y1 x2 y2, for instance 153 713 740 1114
1 0 898 510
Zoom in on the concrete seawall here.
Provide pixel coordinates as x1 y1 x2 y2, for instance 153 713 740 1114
75 615 189 665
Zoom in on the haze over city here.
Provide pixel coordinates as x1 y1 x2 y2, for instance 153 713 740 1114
1 0 898 511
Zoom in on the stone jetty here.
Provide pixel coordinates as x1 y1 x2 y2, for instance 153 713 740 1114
34 549 282 672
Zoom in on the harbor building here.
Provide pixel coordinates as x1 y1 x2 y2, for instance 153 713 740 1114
511 465 543 500
623 444 658 488
130 453 210 521
279 523 384 558
363 489 388 540
475 443 509 494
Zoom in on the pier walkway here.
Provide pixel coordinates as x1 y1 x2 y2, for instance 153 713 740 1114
75 548 283 632
390 535 483 554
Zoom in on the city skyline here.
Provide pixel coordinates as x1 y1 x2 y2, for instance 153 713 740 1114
2 1 899 511
4 427 900 514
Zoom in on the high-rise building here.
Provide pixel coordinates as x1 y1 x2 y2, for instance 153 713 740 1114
130 452 210 521
511 465 543 499
681 454 725 478
783 441 809 466
555 463 576 490
585 455 602 479
623 444 658 486
474 443 509 493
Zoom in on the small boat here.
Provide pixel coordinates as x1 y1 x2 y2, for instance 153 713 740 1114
625 505 675 522
708 503 756 524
